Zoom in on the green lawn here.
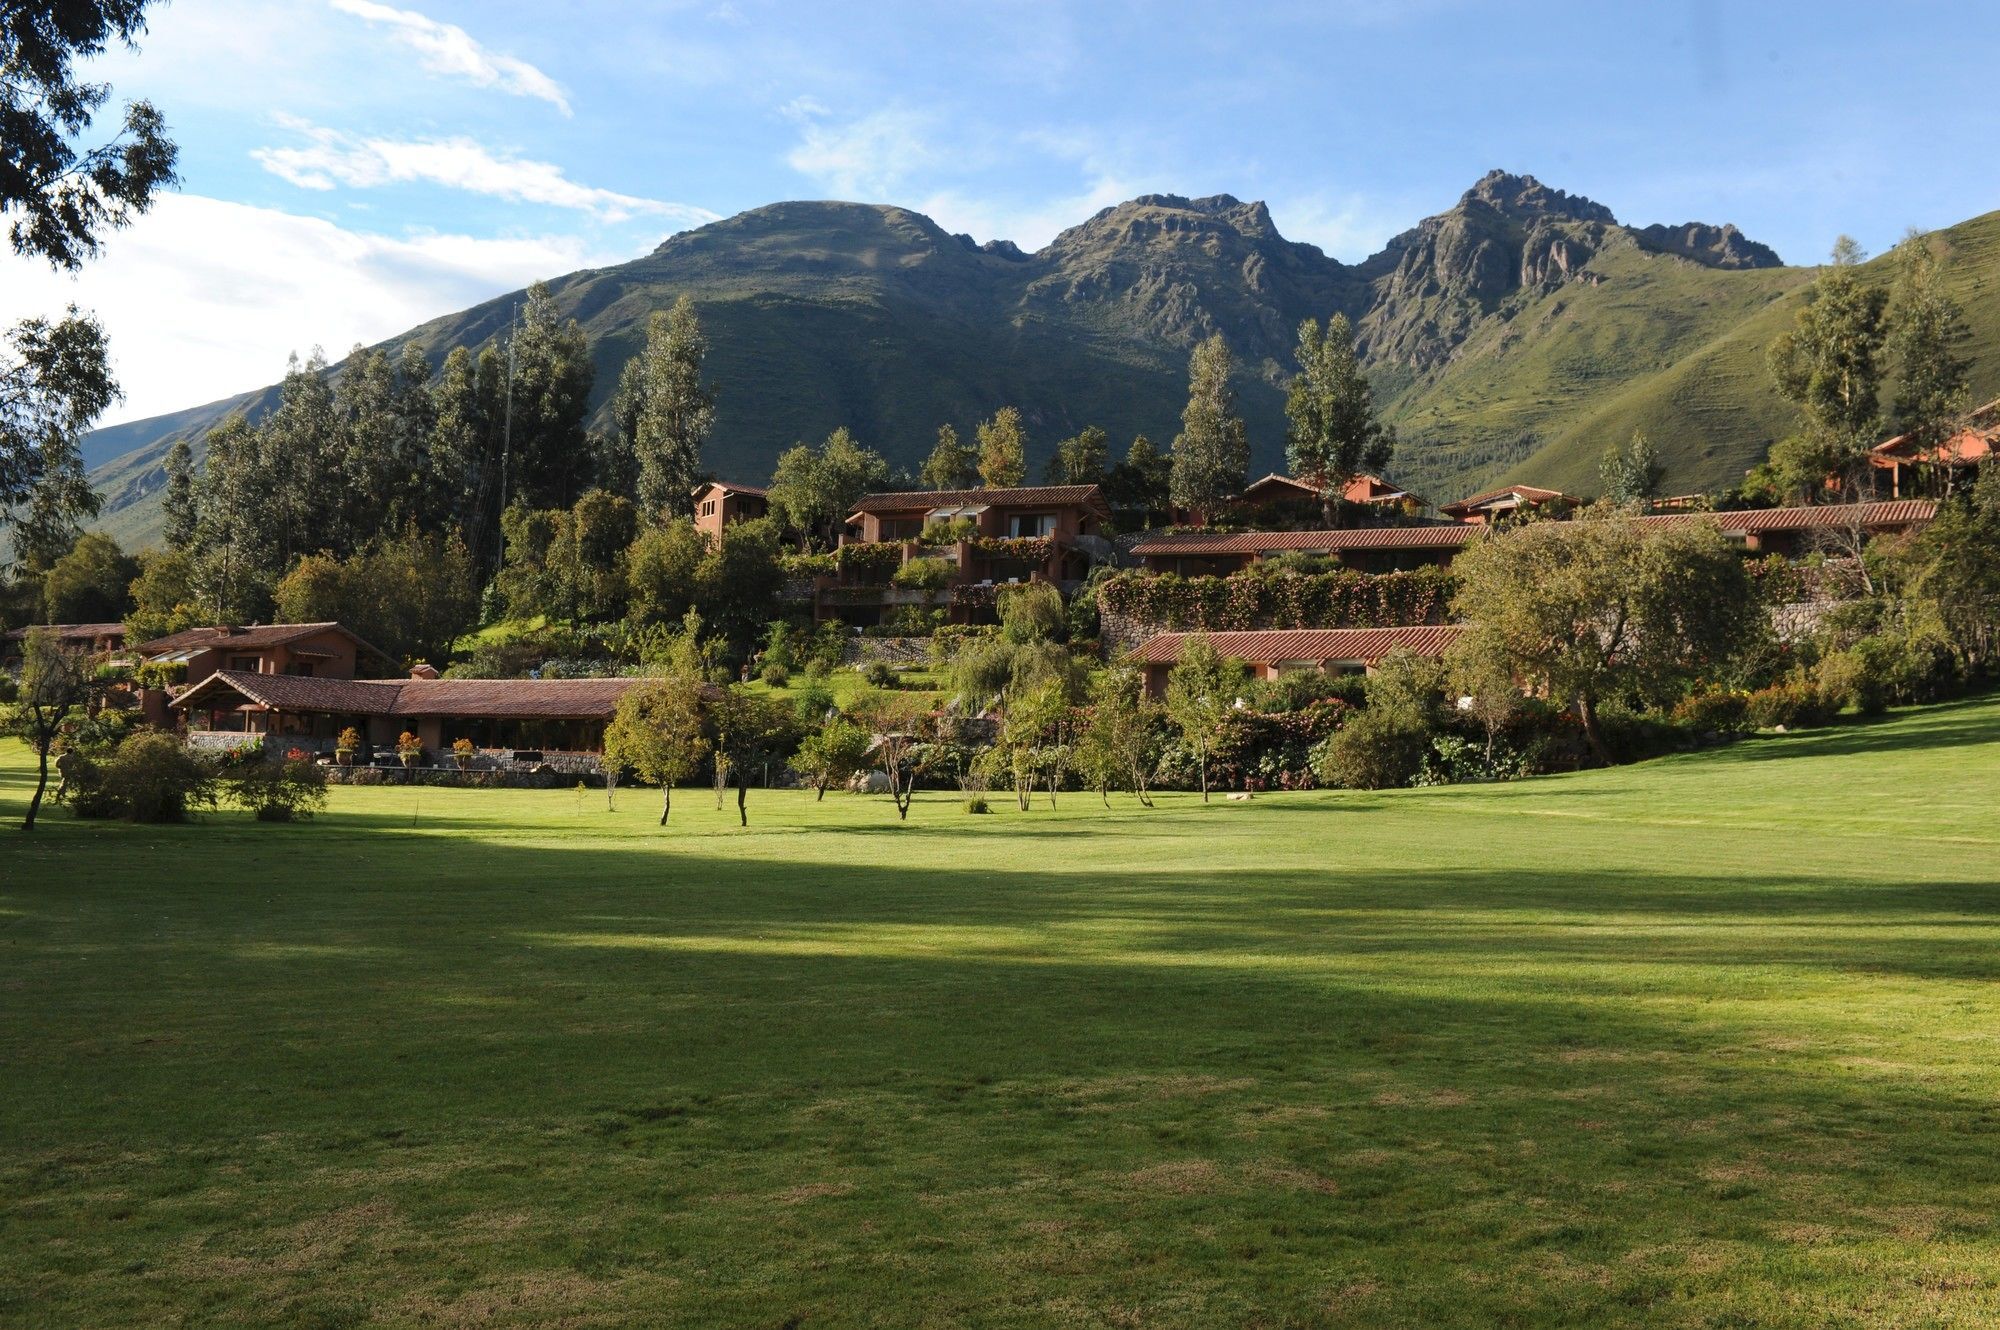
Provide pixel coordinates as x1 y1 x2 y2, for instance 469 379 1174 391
5 701 2000 1327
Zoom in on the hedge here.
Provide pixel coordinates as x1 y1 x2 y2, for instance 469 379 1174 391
1097 567 1458 631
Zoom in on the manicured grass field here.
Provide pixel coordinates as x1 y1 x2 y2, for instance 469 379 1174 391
5 701 2000 1327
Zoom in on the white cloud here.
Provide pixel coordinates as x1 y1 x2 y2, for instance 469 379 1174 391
254 120 717 225
0 195 647 428
1268 194 1413 262
328 0 573 115
785 107 941 200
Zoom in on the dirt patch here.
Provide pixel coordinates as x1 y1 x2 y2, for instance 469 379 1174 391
1120 1160 1224 1196
772 1181 854 1205
1371 1088 1469 1108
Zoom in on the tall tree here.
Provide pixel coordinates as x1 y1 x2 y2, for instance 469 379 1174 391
1449 511 1758 763
615 296 716 518
1 2 175 537
1888 229 1973 488
1284 315 1393 497
1 311 116 558
1169 334 1249 520
706 685 800 826
8 629 92 831
1598 431 1663 507
920 423 978 490
1163 635 1245 802
604 613 712 825
767 427 888 549
259 350 342 568
1767 237 1890 500
1107 433 1170 515
976 406 1027 487
1046 425 1108 486
41 530 135 623
506 281 595 510
189 413 263 618
160 436 195 548
429 344 496 553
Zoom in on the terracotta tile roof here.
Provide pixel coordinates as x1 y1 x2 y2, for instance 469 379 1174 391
134 621 391 661
1635 500 1937 534
697 480 769 497
1872 397 2000 457
1127 626 1467 666
1132 525 1477 556
1 622 125 642
1440 484 1577 514
1240 473 1321 500
851 484 1108 515
171 671 650 720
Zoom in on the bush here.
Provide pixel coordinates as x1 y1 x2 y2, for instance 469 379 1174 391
892 557 957 592
862 660 897 688
1743 679 1831 729
760 662 791 688
70 731 216 822
962 794 990 814
1670 687 1752 735
1315 707 1429 789
225 757 329 822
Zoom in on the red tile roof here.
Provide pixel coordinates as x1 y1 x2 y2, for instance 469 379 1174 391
1635 500 1937 534
1439 485 1577 515
134 621 392 661
171 671 650 720
1240 473 1321 500
697 480 769 498
851 484 1109 515
1 622 125 643
1127 626 1466 667
1132 525 1477 556
1871 397 2000 459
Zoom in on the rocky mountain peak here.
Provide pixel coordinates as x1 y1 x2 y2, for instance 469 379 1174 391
1459 170 1618 225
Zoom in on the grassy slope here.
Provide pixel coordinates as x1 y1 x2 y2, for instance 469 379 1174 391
5 700 2000 1326
1388 210 2000 499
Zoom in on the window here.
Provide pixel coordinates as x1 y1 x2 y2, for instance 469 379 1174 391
1008 513 1055 538
286 662 315 677
228 655 260 673
880 517 923 540
701 500 716 517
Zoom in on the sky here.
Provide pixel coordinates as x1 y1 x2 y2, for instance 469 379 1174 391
8 0 2000 427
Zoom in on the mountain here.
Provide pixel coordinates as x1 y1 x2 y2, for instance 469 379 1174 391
82 171 2000 548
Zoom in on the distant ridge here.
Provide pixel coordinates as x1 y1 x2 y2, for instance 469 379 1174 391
82 171 2000 550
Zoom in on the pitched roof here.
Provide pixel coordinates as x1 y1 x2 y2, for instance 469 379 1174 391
695 479 769 498
1871 397 2000 458
170 671 650 720
1240 473 1321 500
1 622 125 643
1635 500 1937 534
135 621 392 662
1439 484 1577 514
1127 626 1466 666
851 484 1109 515
1132 525 1477 556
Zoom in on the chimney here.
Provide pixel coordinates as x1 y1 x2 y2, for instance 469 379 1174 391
409 662 440 680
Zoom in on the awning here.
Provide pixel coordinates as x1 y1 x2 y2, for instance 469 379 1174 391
926 504 988 521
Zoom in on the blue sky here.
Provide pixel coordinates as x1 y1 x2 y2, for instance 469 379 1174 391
9 0 2000 425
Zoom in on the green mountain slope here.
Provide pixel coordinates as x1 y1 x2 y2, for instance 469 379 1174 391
78 173 2000 547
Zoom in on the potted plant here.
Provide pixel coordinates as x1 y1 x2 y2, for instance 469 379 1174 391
452 737 475 771
336 726 361 767
397 731 423 771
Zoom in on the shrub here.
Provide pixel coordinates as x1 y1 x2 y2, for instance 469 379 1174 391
396 731 424 766
452 737 475 769
225 757 329 822
1097 566 1457 633
1670 687 1752 734
892 556 958 593
862 660 897 688
962 794 990 814
834 542 902 583
70 731 216 822
1316 707 1429 789
1743 679 1832 729
760 662 791 687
